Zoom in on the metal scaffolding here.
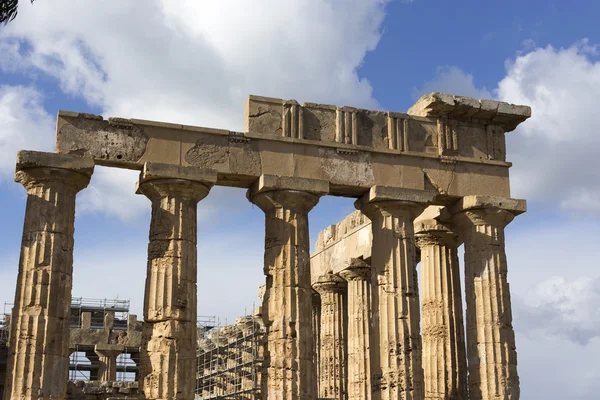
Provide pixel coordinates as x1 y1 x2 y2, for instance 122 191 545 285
195 315 264 400
70 297 130 330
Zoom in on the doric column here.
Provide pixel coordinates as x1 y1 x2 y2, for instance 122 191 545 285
138 163 216 400
311 288 321 391
247 175 327 400
415 210 467 399
356 186 434 400
3 151 93 400
445 196 525 400
339 258 372 400
312 273 347 400
95 344 124 382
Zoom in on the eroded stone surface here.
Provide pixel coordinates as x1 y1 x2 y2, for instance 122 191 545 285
339 259 372 400
415 213 468 400
55 92 532 198
444 196 523 400
357 197 425 400
138 165 213 400
249 188 319 400
312 273 347 400
4 151 93 400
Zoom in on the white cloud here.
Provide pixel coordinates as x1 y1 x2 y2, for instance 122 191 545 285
514 276 600 346
497 40 600 213
418 41 600 214
0 0 388 220
0 85 54 180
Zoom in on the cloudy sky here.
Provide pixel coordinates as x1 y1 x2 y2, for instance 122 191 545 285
0 0 599 397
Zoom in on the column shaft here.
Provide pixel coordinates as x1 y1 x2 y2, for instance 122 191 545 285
339 260 372 400
416 222 467 399
313 274 347 400
454 208 520 400
4 151 93 400
96 348 122 382
139 175 211 400
360 200 425 400
251 189 319 400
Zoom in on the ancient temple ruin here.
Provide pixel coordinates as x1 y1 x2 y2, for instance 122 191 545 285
3 92 529 399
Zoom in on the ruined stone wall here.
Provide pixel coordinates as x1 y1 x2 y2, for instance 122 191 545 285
311 210 372 282
66 381 142 400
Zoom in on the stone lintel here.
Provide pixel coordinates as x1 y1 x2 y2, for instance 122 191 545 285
355 186 437 210
247 174 330 199
140 162 217 184
408 92 531 132
56 100 517 199
16 150 94 176
444 195 527 217
95 344 125 353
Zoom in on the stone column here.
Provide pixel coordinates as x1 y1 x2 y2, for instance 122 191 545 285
247 175 327 400
414 210 467 400
445 196 525 400
311 289 321 391
95 344 124 382
3 151 93 400
138 163 216 400
312 273 347 400
356 187 434 400
339 258 372 400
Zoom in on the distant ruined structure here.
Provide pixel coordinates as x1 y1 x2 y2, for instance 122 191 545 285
3 92 529 399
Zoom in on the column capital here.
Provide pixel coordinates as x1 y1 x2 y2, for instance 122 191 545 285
312 272 346 295
354 186 436 219
250 189 320 213
414 219 461 248
339 258 371 281
14 150 94 191
441 195 526 228
247 174 327 212
136 162 216 201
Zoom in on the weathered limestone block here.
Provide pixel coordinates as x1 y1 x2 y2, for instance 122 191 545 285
312 273 347 400
4 150 93 400
248 175 327 400
56 93 531 199
407 92 531 132
95 344 125 382
356 186 435 400
415 208 467 400
338 259 372 400
311 210 372 283
138 162 216 400
443 196 525 400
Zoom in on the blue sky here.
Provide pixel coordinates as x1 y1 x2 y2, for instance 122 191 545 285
1 1 600 398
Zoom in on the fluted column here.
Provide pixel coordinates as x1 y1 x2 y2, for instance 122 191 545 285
356 187 433 400
313 273 347 400
138 163 216 400
95 344 124 382
248 175 327 400
446 196 525 400
311 289 321 391
339 258 372 400
4 151 93 400
415 216 467 399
